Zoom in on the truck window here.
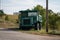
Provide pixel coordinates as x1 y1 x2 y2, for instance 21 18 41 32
28 12 37 16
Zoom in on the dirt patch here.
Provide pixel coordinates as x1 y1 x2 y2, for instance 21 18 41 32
0 21 19 28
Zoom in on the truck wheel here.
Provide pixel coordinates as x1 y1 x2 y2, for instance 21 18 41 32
19 25 22 30
37 23 40 30
34 23 37 30
34 23 40 30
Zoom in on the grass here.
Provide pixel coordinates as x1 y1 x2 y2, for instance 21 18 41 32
19 29 47 35
0 21 59 35
0 20 60 36
19 29 60 36
48 30 60 35
0 20 19 28
0 15 18 28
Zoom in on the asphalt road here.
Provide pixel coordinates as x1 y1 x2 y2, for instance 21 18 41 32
0 28 60 40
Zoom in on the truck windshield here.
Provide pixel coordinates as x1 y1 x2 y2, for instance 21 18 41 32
28 12 37 16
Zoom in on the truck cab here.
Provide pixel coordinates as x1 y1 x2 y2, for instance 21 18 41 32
19 10 42 30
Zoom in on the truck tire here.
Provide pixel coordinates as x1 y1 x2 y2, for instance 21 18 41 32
34 23 37 30
37 23 40 30
34 22 40 30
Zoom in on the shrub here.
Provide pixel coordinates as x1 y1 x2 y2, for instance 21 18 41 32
5 15 9 21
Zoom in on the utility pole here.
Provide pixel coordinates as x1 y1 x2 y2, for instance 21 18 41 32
46 0 48 32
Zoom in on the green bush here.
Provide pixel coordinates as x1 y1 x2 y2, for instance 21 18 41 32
5 15 9 21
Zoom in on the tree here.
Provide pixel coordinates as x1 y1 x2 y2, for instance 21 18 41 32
5 15 9 21
32 5 46 27
0 10 5 18
49 14 58 30
31 4 60 32
48 9 53 14
32 5 44 15
57 12 60 16
26 9 30 11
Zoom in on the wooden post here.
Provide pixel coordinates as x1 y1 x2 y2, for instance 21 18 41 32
46 0 48 32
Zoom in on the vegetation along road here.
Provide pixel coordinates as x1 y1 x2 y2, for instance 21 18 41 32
0 28 60 40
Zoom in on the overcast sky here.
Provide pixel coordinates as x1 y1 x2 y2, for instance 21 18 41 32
0 0 60 15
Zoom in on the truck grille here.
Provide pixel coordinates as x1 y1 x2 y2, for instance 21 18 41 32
23 19 30 25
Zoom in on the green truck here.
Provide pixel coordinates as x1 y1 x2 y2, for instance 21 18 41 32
19 10 42 30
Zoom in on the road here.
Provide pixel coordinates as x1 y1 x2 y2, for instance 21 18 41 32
0 28 60 40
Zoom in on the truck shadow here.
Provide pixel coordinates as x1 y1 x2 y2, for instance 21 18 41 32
7 27 33 31
0 28 19 31
0 27 34 31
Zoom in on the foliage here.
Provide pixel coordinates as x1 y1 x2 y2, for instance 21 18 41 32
32 5 60 30
49 13 59 30
0 10 5 17
16 19 19 23
32 5 44 15
32 5 46 27
48 9 54 14
5 15 9 21
48 30 60 35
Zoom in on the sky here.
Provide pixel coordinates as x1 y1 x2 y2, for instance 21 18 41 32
0 0 60 15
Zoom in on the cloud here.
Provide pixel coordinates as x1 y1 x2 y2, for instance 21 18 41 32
1 0 60 14
48 0 60 13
